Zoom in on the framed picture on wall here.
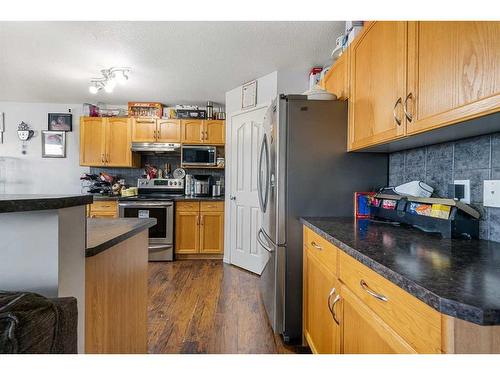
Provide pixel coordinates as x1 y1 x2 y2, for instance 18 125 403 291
48 113 72 131
241 80 257 109
42 131 66 158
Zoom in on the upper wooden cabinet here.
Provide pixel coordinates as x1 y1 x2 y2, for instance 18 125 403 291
181 120 225 145
80 117 106 166
132 118 181 143
158 119 181 142
406 21 500 135
348 21 500 151
323 48 350 100
80 117 140 167
348 21 408 150
181 120 204 144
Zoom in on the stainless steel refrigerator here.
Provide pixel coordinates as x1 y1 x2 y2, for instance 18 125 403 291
257 95 388 343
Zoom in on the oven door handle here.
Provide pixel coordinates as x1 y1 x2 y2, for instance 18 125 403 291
148 245 172 252
118 202 174 208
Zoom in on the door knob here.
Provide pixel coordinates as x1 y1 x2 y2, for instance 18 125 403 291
230 195 236 200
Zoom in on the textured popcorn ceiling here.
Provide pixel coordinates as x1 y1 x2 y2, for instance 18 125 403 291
0 21 344 105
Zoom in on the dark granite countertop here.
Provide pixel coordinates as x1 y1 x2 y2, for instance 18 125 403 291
91 194 120 201
0 194 93 213
301 217 500 325
86 218 156 257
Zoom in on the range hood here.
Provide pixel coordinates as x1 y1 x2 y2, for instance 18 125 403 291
131 142 181 153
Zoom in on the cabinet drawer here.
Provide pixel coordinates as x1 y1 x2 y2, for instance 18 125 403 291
339 251 442 353
90 200 118 212
303 227 338 275
200 201 224 212
176 201 200 212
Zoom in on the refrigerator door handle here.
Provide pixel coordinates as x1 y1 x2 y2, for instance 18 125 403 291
257 228 274 253
257 134 270 213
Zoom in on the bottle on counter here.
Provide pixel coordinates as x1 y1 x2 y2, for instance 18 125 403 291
185 174 193 196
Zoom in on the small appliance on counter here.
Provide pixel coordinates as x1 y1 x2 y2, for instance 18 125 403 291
193 175 212 197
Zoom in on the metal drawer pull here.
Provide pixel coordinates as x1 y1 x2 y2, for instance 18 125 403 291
360 280 388 302
393 97 402 126
403 92 413 122
310 241 323 251
327 288 340 325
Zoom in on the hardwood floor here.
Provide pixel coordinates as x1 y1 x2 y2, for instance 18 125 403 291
148 260 301 354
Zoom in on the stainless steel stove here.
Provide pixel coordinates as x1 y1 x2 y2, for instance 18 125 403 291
118 178 185 261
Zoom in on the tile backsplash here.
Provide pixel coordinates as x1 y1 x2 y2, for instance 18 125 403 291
89 153 224 187
389 133 500 242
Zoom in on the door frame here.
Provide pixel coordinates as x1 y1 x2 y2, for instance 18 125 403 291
223 102 271 264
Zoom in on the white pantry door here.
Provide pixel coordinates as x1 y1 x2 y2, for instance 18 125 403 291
229 106 268 275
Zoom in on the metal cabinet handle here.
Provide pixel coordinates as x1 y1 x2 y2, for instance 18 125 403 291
201 215 204 225
327 288 341 325
101 153 105 163
106 153 110 163
196 215 200 225
310 241 323 251
360 279 388 302
393 97 403 126
403 92 413 122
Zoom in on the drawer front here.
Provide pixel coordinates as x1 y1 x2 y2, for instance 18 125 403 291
176 201 200 212
339 251 442 353
90 200 118 212
303 227 338 275
200 201 224 212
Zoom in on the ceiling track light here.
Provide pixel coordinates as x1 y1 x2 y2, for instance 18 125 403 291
88 67 131 94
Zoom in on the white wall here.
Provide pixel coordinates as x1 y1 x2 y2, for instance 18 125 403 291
223 69 308 264
0 102 89 194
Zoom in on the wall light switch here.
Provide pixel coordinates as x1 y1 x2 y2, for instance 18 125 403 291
483 180 500 208
454 180 470 204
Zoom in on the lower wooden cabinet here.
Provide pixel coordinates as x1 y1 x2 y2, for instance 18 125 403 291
303 245 341 354
175 201 224 256
341 285 416 354
87 200 118 218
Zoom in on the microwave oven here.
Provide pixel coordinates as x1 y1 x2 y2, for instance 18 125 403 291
181 145 217 166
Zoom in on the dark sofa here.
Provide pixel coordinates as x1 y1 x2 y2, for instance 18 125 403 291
0 291 77 354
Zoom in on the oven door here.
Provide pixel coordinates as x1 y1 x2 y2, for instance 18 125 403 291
118 201 174 260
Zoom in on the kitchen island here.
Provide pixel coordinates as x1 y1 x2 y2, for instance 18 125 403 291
86 217 156 354
301 217 500 353
0 194 92 353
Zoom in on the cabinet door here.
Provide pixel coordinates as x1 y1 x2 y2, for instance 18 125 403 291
80 117 106 166
199 211 224 254
181 120 203 144
348 21 408 150
407 21 500 135
105 118 132 167
342 286 416 354
175 211 200 254
157 119 181 142
131 118 157 142
303 247 341 354
324 48 350 100
204 120 225 145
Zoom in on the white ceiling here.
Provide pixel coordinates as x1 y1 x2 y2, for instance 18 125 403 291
0 21 345 105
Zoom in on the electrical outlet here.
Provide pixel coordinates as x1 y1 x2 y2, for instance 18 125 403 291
454 180 470 204
484 180 500 208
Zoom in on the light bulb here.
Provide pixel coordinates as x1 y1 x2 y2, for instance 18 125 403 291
89 85 99 94
104 80 116 93
114 71 128 85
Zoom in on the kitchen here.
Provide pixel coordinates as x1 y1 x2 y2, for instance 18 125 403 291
1 2 500 372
